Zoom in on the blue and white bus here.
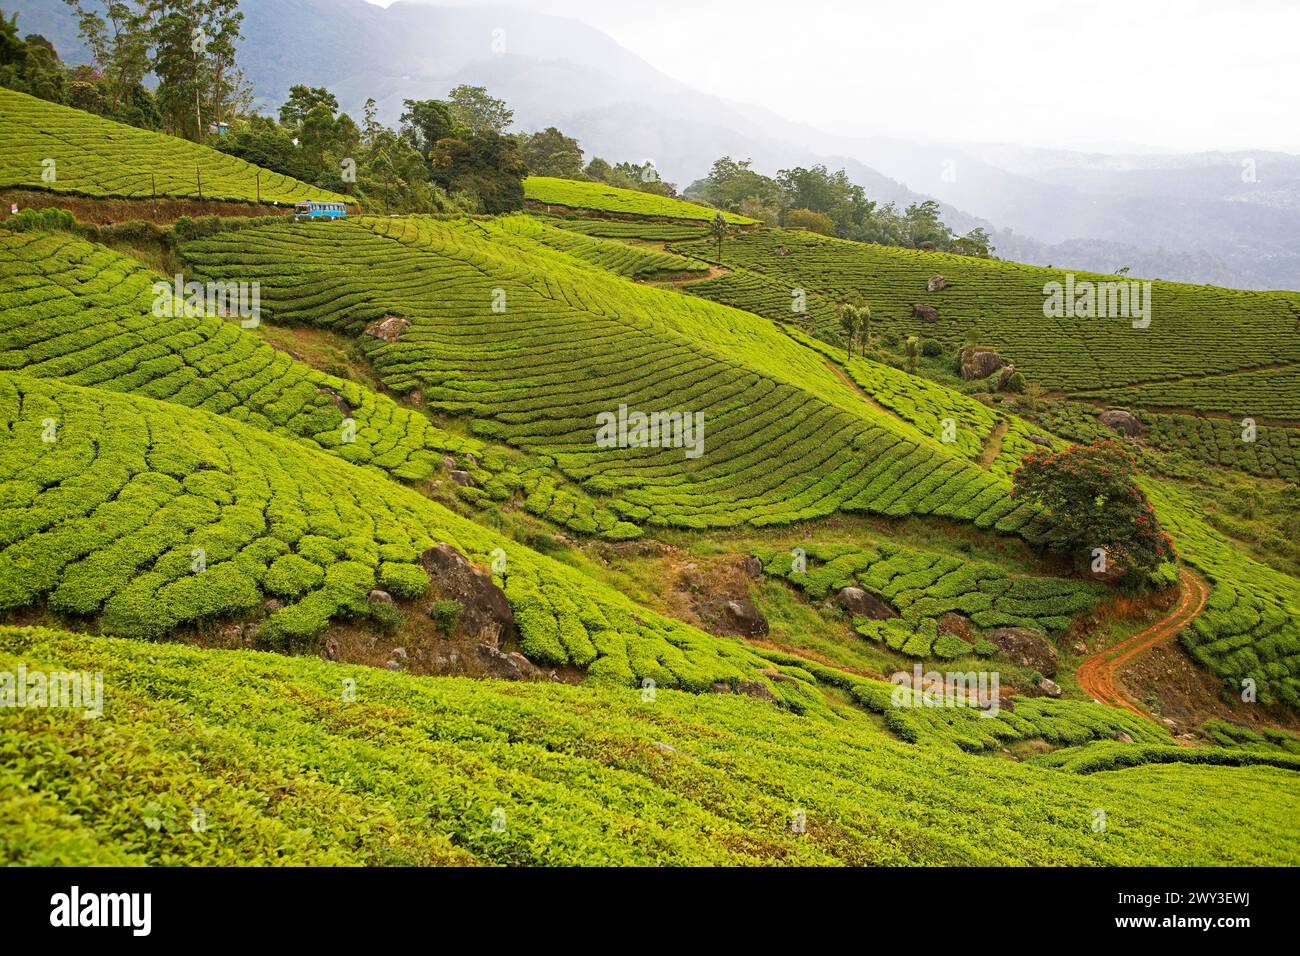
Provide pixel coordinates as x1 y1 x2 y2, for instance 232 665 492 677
293 201 347 221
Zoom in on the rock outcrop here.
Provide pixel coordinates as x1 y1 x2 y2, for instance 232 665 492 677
419 543 515 646
985 626 1058 677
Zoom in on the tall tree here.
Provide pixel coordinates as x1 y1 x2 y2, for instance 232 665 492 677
64 1 151 112
709 212 728 264
279 85 338 129
446 84 512 134
838 303 859 359
523 127 584 178
399 97 462 154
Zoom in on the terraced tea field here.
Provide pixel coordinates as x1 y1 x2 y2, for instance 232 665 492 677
539 215 710 241
0 88 342 204
482 214 708 278
758 541 1103 659
525 176 754 223
0 372 831 700
673 228 1300 400
0 228 640 539
179 215 1049 539
5 624 1297 866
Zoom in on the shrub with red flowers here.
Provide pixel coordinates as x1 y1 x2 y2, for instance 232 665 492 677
1011 440 1176 582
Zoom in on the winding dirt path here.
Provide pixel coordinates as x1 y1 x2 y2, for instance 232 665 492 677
1076 568 1211 722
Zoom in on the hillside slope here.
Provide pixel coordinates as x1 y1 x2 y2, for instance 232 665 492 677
3 624 1297 866
179 215 1047 538
0 88 343 204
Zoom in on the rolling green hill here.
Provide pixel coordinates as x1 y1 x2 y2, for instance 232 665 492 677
525 176 754 223
3 624 1296 866
0 371 826 697
674 227 1300 404
0 88 344 204
179 215 1049 539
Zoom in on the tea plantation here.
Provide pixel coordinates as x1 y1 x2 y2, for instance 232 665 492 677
179 215 1048 538
0 372 826 702
673 227 1300 398
0 88 342 204
525 176 754 223
3 625 1296 866
2 152 1300 868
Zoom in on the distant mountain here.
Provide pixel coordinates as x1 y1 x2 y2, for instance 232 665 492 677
8 0 1299 290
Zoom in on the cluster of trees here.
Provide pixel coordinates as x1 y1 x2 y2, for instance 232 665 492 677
0 2 250 137
693 157 994 257
521 126 678 198
216 84 528 213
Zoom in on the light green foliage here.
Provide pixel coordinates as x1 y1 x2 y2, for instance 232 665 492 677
3 625 1297 865
179 216 1044 537
1145 480 1300 708
757 540 1103 658
0 373 817 699
0 229 470 480
525 176 754 223
0 88 344 203
539 215 710 242
672 227 1300 396
483 214 707 278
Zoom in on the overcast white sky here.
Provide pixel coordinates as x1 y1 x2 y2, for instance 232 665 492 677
368 0 1300 154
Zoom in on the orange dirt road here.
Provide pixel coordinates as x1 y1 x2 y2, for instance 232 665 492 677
1076 568 1211 723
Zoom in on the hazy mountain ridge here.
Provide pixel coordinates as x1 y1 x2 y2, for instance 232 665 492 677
9 0 1298 289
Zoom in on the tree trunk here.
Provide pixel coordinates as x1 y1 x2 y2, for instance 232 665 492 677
214 61 224 130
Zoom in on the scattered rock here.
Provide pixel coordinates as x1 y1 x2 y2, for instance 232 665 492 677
1116 731 1134 744
419 543 516 646
390 646 408 662
926 274 947 293
384 660 403 671
1000 748 1021 762
475 642 538 680
996 364 1017 389
774 245 789 256
1099 408 1143 437
960 348 1006 380
448 469 475 487
761 668 798 685
268 342 304 362
1073 641 1088 655
911 303 940 323
1027 435 1053 447
368 589 393 605
710 681 734 694
1161 717 1177 728
322 638 340 661
723 599 769 638
1038 677 1062 698
937 611 975 641
316 386 352 417
407 388 424 407
985 626 1058 676
465 453 479 468
735 680 778 702
837 586 898 620
654 741 678 754
263 596 285 613
363 315 410 343
739 555 764 579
